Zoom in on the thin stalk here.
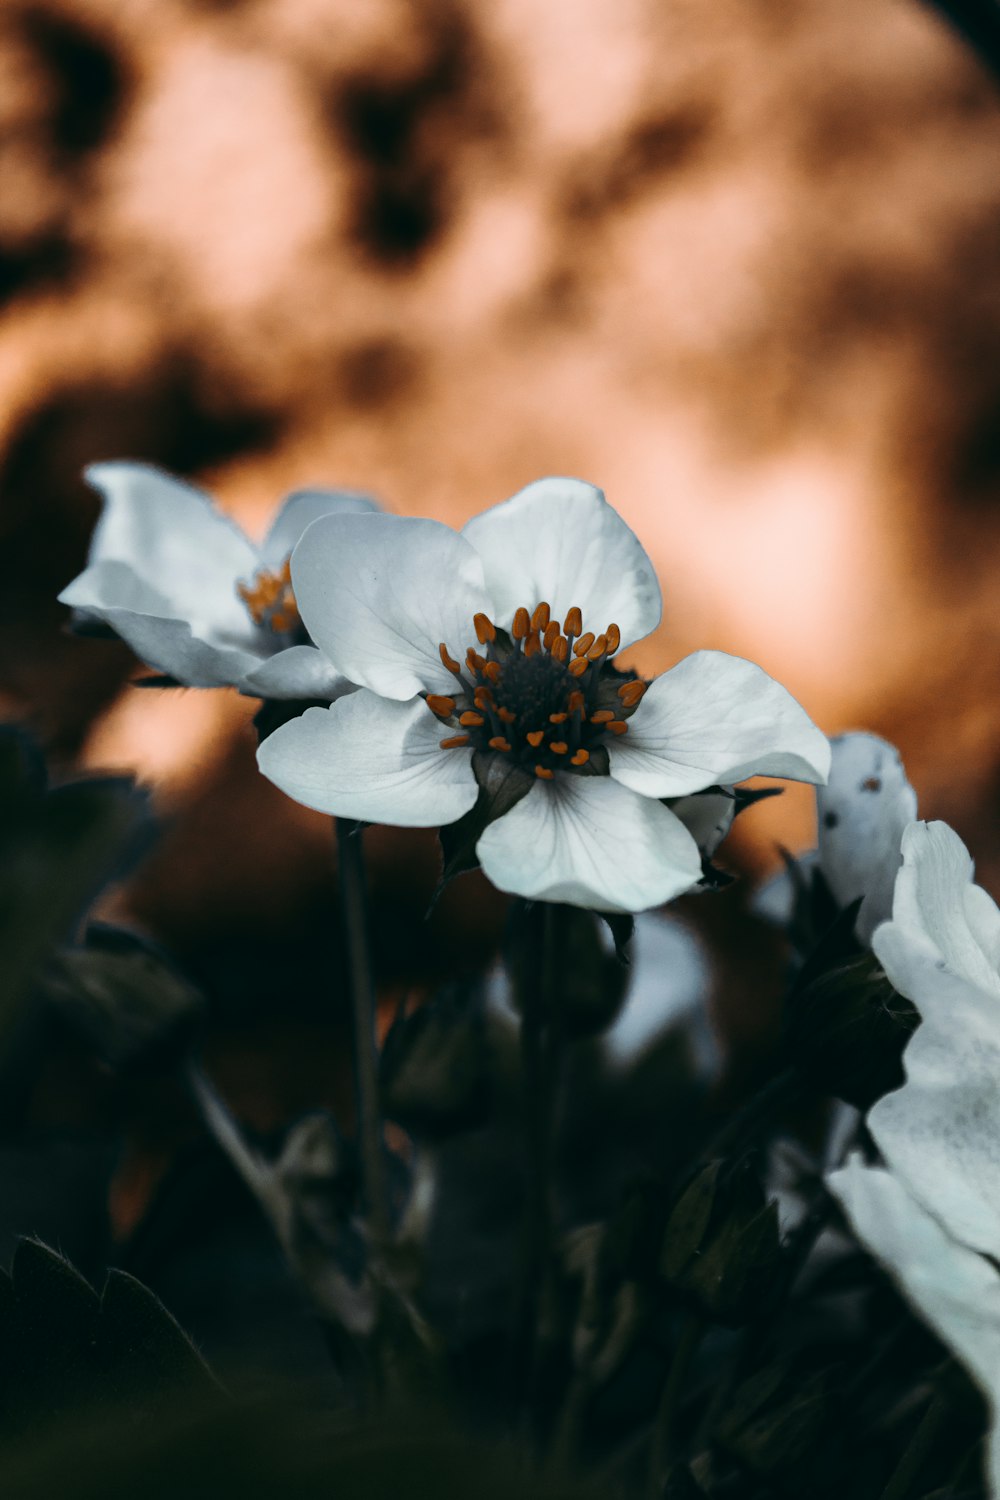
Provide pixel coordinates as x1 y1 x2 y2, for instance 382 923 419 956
646 1310 704 1500
336 816 389 1247
509 902 561 1418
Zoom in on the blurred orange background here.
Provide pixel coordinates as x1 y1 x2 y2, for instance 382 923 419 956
2 0 1000 1042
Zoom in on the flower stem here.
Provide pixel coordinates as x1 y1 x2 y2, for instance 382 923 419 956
646 1310 704 1500
878 1391 950 1500
509 900 562 1420
336 817 389 1247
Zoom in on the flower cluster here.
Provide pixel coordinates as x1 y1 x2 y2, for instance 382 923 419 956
62 464 831 912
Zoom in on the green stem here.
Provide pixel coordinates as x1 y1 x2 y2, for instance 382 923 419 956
699 1065 801 1163
646 1310 704 1500
336 817 389 1247
509 902 562 1418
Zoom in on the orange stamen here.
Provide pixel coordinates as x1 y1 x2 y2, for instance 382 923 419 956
549 712 568 724
587 634 608 661
618 679 647 707
426 695 456 718
439 643 462 675
484 661 502 683
531 602 551 631
488 736 512 752
524 631 541 658
570 749 590 766
568 658 589 678
526 729 545 748
573 632 595 657
606 720 628 735
535 765 554 780
474 687 494 711
550 741 568 755
460 711 485 727
591 709 614 724
498 707 517 724
474 612 497 644
440 735 470 749
605 623 621 654
567 690 585 714
550 636 568 662
543 621 559 650
564 606 583 637
512 607 530 640
270 611 293 633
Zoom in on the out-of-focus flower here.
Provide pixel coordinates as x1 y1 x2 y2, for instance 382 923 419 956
258 477 829 912
827 819 1000 1498
829 1159 1000 1498
756 732 916 944
59 462 379 699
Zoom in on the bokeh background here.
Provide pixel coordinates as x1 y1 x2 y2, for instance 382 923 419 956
2 0 1000 1215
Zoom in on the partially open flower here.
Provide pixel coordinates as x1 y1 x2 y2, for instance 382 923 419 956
59 462 379 698
258 477 830 912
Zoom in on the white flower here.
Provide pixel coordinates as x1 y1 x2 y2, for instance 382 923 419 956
828 1157 1000 1497
59 462 379 698
755 732 916 943
257 476 830 912
826 820 1000 1498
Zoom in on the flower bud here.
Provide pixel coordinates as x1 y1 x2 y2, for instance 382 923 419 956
713 1361 833 1480
660 1156 780 1326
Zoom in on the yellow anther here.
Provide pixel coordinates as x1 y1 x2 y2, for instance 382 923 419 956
524 631 541 658
474 612 497 644
439 643 462 675
535 765 554 780
549 712 568 724
618 679 647 707
484 661 502 683
467 648 488 674
564 606 583 638
591 709 615 724
568 658 589 678
551 636 568 662
567 691 585 714
426 695 456 718
488 736 512 752
440 734 471 749
460 711 485 727
605 623 621 654
526 729 545 748
473 687 494 711
498 706 517 724
573 632 595 657
570 749 590 766
587 634 608 662
531 602 551 631
512 607 530 640
543 621 559 651
606 720 628 735
550 741 568 755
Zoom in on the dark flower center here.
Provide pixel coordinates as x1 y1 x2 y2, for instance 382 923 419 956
429 602 647 779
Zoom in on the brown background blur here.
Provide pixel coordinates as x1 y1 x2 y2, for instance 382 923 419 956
2 0 1000 1039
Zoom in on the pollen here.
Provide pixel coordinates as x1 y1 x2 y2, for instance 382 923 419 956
237 557 301 636
474 612 497 644
430 599 649 780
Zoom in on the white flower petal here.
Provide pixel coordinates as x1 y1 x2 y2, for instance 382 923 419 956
239 645 355 702
670 790 736 861
291 513 492 699
608 651 830 798
869 920 1000 1258
816 734 918 944
603 913 717 1074
81 462 257 636
890 821 1000 996
461 477 661 652
257 691 478 826
829 1156 1000 1487
261 489 380 567
476 775 702 913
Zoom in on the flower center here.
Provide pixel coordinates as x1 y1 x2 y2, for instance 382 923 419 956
429 603 647 779
237 559 301 636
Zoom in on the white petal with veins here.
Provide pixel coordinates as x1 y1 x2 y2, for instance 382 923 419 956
608 651 830 798
260 489 380 567
257 690 479 825
476 774 702 912
461 477 661 652
291 513 493 700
